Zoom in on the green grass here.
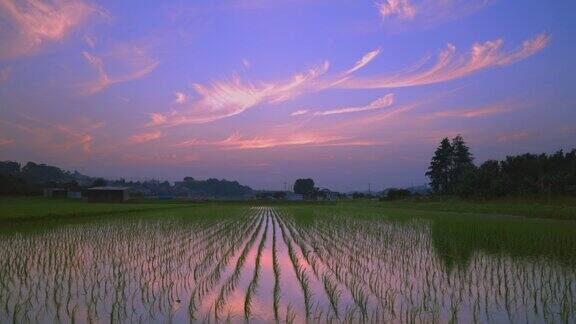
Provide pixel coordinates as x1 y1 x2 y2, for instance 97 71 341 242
279 199 576 270
0 197 218 222
276 197 576 220
375 196 576 220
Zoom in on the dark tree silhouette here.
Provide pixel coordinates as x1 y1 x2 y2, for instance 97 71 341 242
293 178 315 198
450 135 474 186
387 188 411 200
426 135 474 195
181 177 253 197
426 137 453 194
273 191 286 200
91 178 107 187
426 137 575 197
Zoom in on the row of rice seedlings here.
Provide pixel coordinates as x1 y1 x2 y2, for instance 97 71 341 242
244 214 270 319
322 273 341 318
278 211 369 317
271 214 282 321
213 210 267 319
189 209 262 319
0 208 255 322
274 210 312 319
278 208 576 322
193 211 260 294
1 206 575 322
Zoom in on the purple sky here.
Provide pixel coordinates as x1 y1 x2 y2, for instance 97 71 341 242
0 0 575 191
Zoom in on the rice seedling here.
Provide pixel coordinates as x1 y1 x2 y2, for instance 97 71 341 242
244 214 269 319
271 215 281 321
322 273 341 318
0 204 575 322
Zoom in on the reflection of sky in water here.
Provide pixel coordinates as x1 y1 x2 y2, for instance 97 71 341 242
0 207 575 323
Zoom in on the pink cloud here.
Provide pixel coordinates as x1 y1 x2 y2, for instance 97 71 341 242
147 113 168 127
291 110 309 116
81 41 159 95
0 0 102 59
333 87 463 129
83 35 97 48
431 101 518 119
341 33 549 89
128 131 162 144
175 131 385 150
497 131 530 143
0 116 102 153
174 91 189 104
154 61 330 126
0 136 14 146
153 47 384 126
120 153 199 165
377 0 493 26
151 34 544 127
0 67 12 84
377 0 416 20
344 49 381 75
313 94 395 116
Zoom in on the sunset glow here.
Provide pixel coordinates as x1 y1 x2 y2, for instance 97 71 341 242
1 0 574 190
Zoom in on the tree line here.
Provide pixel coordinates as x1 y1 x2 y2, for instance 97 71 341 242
293 178 342 200
427 136 576 197
0 160 254 198
0 161 87 195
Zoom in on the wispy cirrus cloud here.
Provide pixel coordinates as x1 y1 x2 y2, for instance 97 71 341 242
147 113 168 127
377 0 492 27
429 100 521 119
344 49 381 75
120 153 199 165
310 94 395 116
174 131 385 150
0 0 102 59
128 131 162 144
291 110 309 116
174 91 189 104
0 135 14 146
334 87 464 128
497 130 530 143
0 115 103 153
81 41 159 95
341 33 549 89
151 61 330 126
151 34 545 127
151 49 385 126
0 67 12 84
377 0 416 20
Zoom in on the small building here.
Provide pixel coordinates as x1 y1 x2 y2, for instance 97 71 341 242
85 187 130 202
43 188 68 199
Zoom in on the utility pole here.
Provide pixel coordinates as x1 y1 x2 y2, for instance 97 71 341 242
368 183 371 194
283 182 287 192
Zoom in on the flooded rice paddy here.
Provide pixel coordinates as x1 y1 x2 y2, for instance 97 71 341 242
1 206 575 323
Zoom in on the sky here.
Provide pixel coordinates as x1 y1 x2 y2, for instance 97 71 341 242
0 0 575 192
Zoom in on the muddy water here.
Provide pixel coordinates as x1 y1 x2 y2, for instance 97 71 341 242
0 206 575 323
